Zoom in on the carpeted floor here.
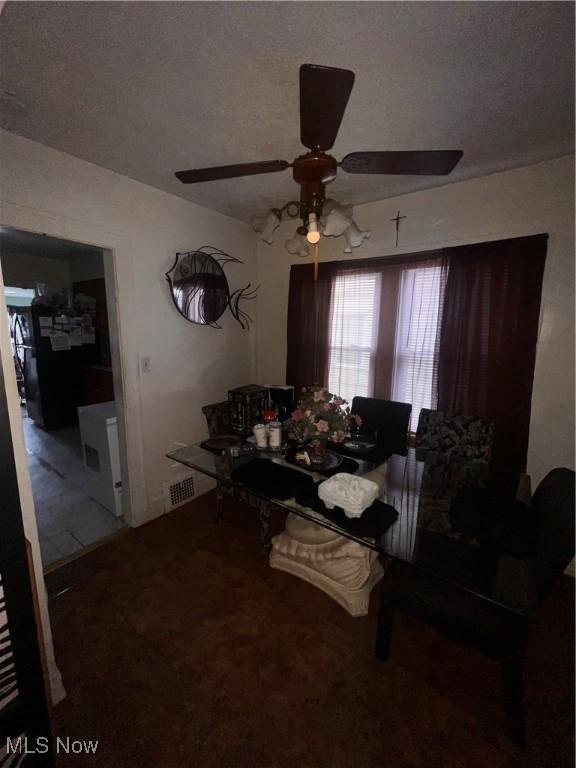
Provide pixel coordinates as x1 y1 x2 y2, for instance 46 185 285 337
48 491 574 768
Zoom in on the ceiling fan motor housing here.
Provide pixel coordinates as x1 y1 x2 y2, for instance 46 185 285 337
293 151 337 221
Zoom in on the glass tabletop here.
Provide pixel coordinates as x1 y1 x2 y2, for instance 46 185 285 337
167 443 538 620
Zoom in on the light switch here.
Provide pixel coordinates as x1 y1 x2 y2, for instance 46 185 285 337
141 356 152 373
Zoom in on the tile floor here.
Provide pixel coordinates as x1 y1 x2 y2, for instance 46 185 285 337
22 410 125 570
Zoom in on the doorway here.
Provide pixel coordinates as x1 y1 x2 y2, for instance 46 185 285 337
1 228 128 571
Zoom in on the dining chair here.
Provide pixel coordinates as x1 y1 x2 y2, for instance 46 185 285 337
201 401 274 550
202 401 233 437
343 397 412 462
415 407 495 465
413 408 496 534
376 466 575 743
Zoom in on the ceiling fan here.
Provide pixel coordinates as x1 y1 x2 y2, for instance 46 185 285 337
175 64 463 242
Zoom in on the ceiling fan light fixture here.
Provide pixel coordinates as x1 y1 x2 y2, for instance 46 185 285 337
306 213 321 244
285 228 311 259
251 209 281 244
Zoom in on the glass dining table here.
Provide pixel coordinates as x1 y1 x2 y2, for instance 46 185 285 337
168 440 539 741
166 442 538 623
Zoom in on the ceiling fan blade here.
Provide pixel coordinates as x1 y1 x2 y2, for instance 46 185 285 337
300 64 355 151
341 150 463 175
175 160 290 184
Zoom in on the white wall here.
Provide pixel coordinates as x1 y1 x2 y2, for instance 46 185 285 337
0 128 258 525
256 155 575 488
0 250 71 289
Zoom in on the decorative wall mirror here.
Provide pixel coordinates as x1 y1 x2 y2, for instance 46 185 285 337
166 246 257 329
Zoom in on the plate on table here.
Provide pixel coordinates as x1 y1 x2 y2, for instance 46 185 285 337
292 448 343 472
342 438 377 453
204 435 242 451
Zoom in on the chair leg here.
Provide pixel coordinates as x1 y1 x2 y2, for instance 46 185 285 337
501 651 527 746
215 483 225 523
375 588 395 662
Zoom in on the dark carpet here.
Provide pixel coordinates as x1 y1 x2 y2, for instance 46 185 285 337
48 491 574 768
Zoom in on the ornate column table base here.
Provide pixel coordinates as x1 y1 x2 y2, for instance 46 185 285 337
269 512 384 617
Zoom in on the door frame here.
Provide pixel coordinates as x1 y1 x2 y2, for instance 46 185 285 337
0 350 54 761
0 210 147 528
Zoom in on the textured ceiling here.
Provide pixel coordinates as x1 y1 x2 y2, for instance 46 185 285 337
0 2 574 222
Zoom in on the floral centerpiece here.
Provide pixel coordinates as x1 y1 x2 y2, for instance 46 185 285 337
286 386 352 446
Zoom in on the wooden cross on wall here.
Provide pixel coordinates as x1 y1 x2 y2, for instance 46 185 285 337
390 210 407 248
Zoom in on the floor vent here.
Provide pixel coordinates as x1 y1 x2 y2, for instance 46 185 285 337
163 474 195 512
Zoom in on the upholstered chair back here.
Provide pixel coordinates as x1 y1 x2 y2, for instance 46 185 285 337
415 408 495 466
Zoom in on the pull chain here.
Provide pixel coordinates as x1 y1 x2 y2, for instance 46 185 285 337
313 241 319 281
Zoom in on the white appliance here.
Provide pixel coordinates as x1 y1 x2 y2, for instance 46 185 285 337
78 401 123 517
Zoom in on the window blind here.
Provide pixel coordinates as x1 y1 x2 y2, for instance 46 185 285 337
328 272 380 404
391 265 445 431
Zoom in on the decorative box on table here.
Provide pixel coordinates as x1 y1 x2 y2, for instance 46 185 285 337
228 384 269 436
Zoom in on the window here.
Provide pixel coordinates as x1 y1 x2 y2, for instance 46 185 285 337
326 264 445 429
4 287 35 307
288 236 545 473
391 265 445 431
328 272 380 404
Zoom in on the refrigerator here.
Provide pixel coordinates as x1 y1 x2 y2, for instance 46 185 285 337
17 305 98 431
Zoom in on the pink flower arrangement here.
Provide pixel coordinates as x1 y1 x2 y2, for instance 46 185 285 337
286 386 351 444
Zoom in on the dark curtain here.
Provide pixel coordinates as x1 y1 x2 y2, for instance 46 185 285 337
286 262 337 394
437 234 547 475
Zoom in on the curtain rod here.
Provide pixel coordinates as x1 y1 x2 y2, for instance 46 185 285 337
290 233 548 274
